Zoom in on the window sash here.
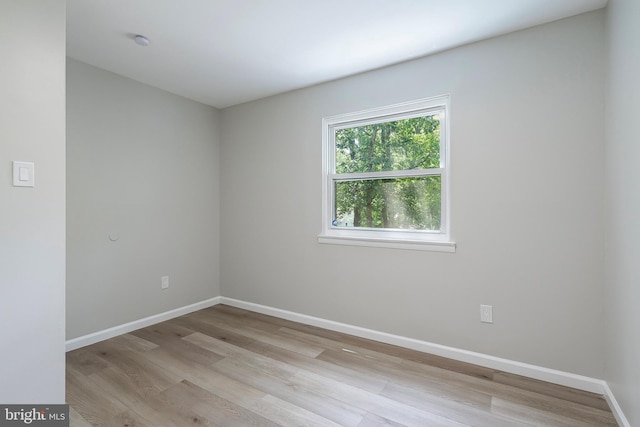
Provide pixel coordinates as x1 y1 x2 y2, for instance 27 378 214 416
329 172 445 234
320 95 451 249
328 108 446 174
330 168 444 182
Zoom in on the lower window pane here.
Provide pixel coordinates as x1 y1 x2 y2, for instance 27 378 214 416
334 176 441 231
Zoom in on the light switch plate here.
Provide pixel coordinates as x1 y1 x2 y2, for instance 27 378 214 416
13 161 34 187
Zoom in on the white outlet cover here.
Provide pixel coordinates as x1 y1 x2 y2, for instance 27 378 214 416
480 305 493 323
161 276 169 289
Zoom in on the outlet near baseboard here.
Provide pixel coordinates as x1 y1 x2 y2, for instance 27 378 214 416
480 305 493 323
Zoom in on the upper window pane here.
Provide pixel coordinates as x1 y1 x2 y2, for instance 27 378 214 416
335 113 441 174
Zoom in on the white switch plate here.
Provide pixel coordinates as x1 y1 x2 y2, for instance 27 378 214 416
12 161 34 187
161 276 169 290
480 305 493 323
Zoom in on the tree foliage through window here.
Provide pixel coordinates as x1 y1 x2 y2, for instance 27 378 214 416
333 115 442 231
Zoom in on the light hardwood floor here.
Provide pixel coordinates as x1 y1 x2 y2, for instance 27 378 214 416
66 305 617 426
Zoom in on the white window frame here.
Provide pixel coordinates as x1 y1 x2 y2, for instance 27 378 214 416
319 95 455 252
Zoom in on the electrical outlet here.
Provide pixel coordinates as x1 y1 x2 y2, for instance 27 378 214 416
161 276 169 290
480 305 493 323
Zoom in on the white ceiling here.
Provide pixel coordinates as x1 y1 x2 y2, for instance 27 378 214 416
67 0 607 109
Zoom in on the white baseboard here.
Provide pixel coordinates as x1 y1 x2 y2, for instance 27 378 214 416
65 297 221 352
602 382 631 427
64 295 629 424
221 298 629 423
220 297 607 395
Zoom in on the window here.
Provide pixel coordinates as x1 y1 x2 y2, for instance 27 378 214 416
319 95 454 252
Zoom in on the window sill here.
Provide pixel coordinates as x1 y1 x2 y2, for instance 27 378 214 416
317 234 456 253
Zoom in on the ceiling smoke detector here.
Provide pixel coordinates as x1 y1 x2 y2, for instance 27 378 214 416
134 35 150 47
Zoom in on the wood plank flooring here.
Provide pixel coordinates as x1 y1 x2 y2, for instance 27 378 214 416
66 305 617 426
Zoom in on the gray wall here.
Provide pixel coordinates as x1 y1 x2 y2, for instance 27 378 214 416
0 1 66 402
66 59 221 339
604 0 640 423
221 11 606 378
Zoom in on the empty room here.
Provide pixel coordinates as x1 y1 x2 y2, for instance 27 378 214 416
1 0 638 426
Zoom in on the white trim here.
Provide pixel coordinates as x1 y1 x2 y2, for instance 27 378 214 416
602 382 631 427
65 297 221 351
323 96 448 126
317 235 456 252
220 297 605 394
331 168 444 181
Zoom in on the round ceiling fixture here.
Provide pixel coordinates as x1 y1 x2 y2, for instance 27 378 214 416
134 35 150 47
